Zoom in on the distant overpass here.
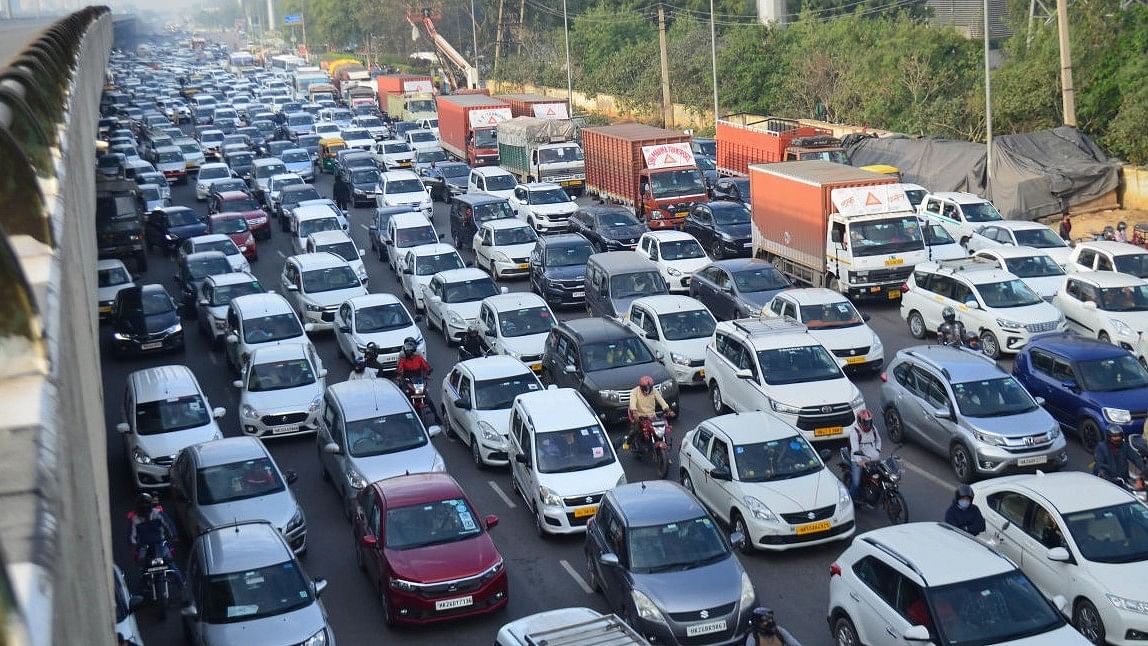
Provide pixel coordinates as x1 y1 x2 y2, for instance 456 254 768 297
0 7 115 646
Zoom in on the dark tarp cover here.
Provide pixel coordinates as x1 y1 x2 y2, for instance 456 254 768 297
846 127 1121 221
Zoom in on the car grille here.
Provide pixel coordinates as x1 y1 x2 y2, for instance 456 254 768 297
614 390 632 405
320 311 335 322
262 412 308 426
780 504 837 525
688 358 705 367
1024 320 1060 334
550 278 585 293
1001 430 1057 453
511 257 529 264
413 572 488 597
562 492 604 508
152 454 176 467
831 347 870 358
866 266 913 283
794 403 855 431
667 601 737 623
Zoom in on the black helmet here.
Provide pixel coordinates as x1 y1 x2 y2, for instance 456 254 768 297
402 336 418 356
353 357 366 372
942 306 956 322
956 484 974 501
1118 221 1127 230
1107 425 1125 440
364 341 379 355
135 492 155 513
750 606 775 628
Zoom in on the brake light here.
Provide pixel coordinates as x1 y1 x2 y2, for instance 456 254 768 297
830 563 842 578
900 282 910 293
879 372 888 383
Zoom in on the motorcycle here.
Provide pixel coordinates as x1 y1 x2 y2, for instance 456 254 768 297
398 373 436 426
1120 434 1148 503
628 410 673 478
137 540 180 620
835 447 909 525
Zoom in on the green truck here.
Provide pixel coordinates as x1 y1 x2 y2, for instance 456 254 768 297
496 116 585 194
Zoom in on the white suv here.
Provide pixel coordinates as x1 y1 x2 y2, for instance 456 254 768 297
900 258 1065 358
1067 240 1148 280
918 191 1004 245
828 522 1086 646
704 317 865 445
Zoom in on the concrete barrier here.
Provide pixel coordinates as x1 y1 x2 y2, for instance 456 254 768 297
1122 165 1148 211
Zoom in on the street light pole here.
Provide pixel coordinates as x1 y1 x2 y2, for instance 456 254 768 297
709 0 719 126
470 0 480 85
562 0 574 115
983 0 993 184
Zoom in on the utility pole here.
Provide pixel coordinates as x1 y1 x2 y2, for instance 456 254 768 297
518 0 526 55
266 0 275 36
709 0 719 126
657 4 673 129
983 0 993 183
494 0 505 79
1056 0 1077 125
470 0 480 76
562 0 573 114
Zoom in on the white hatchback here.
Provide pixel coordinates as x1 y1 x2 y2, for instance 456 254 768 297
622 294 715 386
966 220 1073 266
397 243 465 311
474 219 539 280
476 292 557 373
332 293 424 372
441 355 544 467
764 288 884 374
280 252 368 331
234 342 327 438
305 230 367 286
973 247 1067 300
637 230 711 293
1052 271 1148 346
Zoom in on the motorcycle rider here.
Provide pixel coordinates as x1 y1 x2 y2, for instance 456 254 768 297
363 341 382 372
745 607 801 646
1093 425 1147 484
395 337 431 381
346 357 377 381
621 375 674 451
127 493 181 583
459 323 485 361
944 484 986 536
848 410 882 503
937 307 974 348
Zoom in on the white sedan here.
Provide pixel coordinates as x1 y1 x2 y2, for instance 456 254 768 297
764 287 884 374
423 268 503 344
973 247 1067 301
1052 271 1148 346
440 356 543 467
332 294 424 372
476 292 556 373
966 220 1073 266
234 342 327 439
473 219 538 279
637 230 711 293
398 243 465 311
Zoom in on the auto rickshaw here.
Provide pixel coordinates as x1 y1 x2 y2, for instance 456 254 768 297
318 137 347 174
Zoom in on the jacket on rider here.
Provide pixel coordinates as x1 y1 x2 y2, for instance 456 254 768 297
460 331 484 358
944 495 986 536
1093 439 1147 480
128 505 176 551
937 320 970 345
396 354 431 378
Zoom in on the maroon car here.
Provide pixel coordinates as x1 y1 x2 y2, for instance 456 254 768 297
353 473 508 625
206 213 258 260
209 190 271 240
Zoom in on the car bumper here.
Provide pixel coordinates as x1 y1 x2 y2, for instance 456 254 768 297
302 308 337 330
238 244 258 260
833 351 885 375
746 511 854 551
844 283 907 301
386 573 508 625
443 317 474 342
719 239 753 258
973 443 1069 476
531 216 571 233
205 314 228 340
1099 605 1148 646
670 362 707 386
630 611 751 646
241 410 321 438
539 281 586 307
113 330 183 355
667 274 693 293
492 259 531 278
538 502 599 535
131 461 174 489
283 523 307 554
476 439 510 466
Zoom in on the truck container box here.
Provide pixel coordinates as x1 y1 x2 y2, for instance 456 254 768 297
496 93 571 120
717 115 840 177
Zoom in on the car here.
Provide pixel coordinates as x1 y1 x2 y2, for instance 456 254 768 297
97 258 135 319
136 171 172 202
880 344 1068 482
335 149 377 178
178 233 250 274
397 243 465 311
827 522 1087 646
476 292 557 372
266 172 305 215
682 201 752 260
970 246 1066 301
170 437 306 552
279 147 314 182
352 472 508 625
918 191 1005 244
343 165 383 207
173 138 205 171
280 252 368 332
351 114 389 140
474 219 539 280
113 565 143 645
378 170 433 219
234 342 327 439
290 205 345 256
145 206 208 254
332 294 424 370
920 217 968 261
109 284 185 356
317 378 445 519
764 287 884 375
204 178 250 202
467 166 518 200
507 388 626 535
583 480 758 644
194 162 233 201
266 140 295 159
339 127 374 151
206 190 269 241
622 295 715 386
424 268 503 344
690 259 792 320
251 157 287 202
569 206 649 252
710 176 749 204
368 205 420 259
542 317 679 425
305 230 367 285
151 145 188 184
441 356 544 467
373 138 415 170
528 233 593 308
180 521 333 646
422 160 471 203
223 293 315 374
967 220 1073 265
404 128 439 152
117 365 224 488
204 213 257 261
221 148 255 180
194 271 264 344
196 128 226 159
636 230 712 293
174 250 233 311
1068 240 1148 279
901 258 1066 358
705 317 864 445
448 193 516 251
583 252 669 321
508 182 577 233
283 112 316 138
973 471 1148 645
385 211 441 273
494 608 646 646
412 147 448 178
314 121 341 139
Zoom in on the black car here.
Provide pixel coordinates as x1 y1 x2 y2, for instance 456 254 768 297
145 206 207 255
173 251 233 312
109 284 184 356
529 233 594 307
448 194 516 251
277 184 324 225
711 177 749 204
689 258 792 320
223 150 256 181
420 160 470 203
97 178 148 272
541 317 678 425
342 167 382 207
682 201 752 260
568 206 649 252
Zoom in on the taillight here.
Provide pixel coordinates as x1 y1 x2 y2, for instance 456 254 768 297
900 282 910 293
830 563 842 577
879 372 888 383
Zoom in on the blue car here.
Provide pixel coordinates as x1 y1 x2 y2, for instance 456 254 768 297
1013 332 1148 450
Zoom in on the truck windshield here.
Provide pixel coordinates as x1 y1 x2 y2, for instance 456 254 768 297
797 150 848 164
649 169 705 199
407 99 435 113
538 145 583 164
473 128 498 148
847 216 924 257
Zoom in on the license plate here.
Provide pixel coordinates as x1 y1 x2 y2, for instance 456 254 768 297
270 425 299 435
573 505 598 518
686 619 727 637
887 289 901 299
845 357 865 365
795 519 832 535
517 263 529 269
435 596 473 611
99 306 112 314
814 426 844 437
561 180 582 187
743 242 753 248
884 258 905 266
140 342 162 350
573 291 585 298
697 369 705 378
1017 455 1048 467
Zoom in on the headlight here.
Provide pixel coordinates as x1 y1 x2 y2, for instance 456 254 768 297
308 396 322 412
739 572 756 610
743 495 778 523
494 251 511 263
658 379 674 392
1103 407 1131 424
240 404 258 419
631 589 665 622
113 331 131 341
995 317 1024 330
477 421 503 445
539 486 563 507
666 267 682 277
389 577 418 592
871 335 884 352
131 446 152 465
238 245 248 251
354 189 365 195
769 400 801 415
598 390 621 403
431 453 446 472
446 310 465 326
974 429 1007 446
305 303 323 312
1108 594 1148 615
162 322 182 335
837 481 851 507
347 470 368 491
850 393 866 409
719 232 735 242
286 508 305 531
164 233 176 240
670 352 691 366
1109 319 1135 337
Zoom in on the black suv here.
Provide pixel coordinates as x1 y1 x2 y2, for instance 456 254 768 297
681 200 752 260
96 178 148 272
541 317 678 425
448 193 516 251
568 206 648 252
529 233 594 308
108 284 184 356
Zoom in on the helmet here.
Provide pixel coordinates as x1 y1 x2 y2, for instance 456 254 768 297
136 493 155 508
364 341 379 355
639 375 654 393
466 323 480 335
857 409 874 431
956 484 974 501
1107 425 1125 441
1118 221 1127 230
402 336 418 357
353 357 366 372
750 606 775 627
942 306 956 322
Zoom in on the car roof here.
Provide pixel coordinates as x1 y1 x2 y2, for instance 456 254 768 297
472 165 513 176
632 294 708 313
390 212 433 228
483 292 547 312
705 411 801 444
453 193 506 206
205 271 257 287
290 251 346 270
270 172 301 182
587 251 658 272
610 481 708 527
515 388 598 429
382 170 420 182
773 287 846 306
897 345 1002 383
929 191 989 204
376 472 465 509
560 316 632 343
643 230 695 242
216 190 251 201
1075 240 1147 256
483 218 531 231
253 157 283 167
459 355 536 381
436 267 487 282
230 293 294 317
188 436 268 467
716 318 814 349
983 221 1051 232
346 294 403 310
539 233 592 248
128 365 202 402
199 521 291 574
1067 270 1144 288
974 245 1057 260
916 259 1014 284
307 229 353 245
521 182 562 190
97 258 127 270
185 250 228 264
857 522 1014 586
975 471 1136 515
707 258 779 272
199 162 229 170
407 243 457 256
328 378 411 420
1025 331 1132 360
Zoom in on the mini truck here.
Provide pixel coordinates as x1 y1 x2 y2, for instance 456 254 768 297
497 116 585 194
716 114 847 177
750 161 927 300
436 94 512 167
377 74 437 122
582 124 707 229
96 178 148 272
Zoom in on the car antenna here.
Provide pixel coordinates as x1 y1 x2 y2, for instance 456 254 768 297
234 518 239 533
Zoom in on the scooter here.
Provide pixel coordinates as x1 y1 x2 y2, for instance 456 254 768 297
137 540 180 620
398 374 436 426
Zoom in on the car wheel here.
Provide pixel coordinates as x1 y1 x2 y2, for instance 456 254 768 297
709 241 724 260
710 382 727 414
907 311 927 339
884 406 906 444
470 434 485 469
1098 331 1111 344
731 512 755 554
1073 598 1106 645
1078 418 1103 451
680 469 695 494
585 550 602 593
534 501 548 538
980 330 1001 359
950 443 975 483
832 615 860 646
442 321 451 346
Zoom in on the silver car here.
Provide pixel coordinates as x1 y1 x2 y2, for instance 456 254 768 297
169 437 307 553
195 272 263 343
280 148 315 182
235 342 327 439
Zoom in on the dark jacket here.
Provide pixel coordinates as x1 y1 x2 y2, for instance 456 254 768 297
1093 441 1147 480
944 500 986 536
333 176 351 204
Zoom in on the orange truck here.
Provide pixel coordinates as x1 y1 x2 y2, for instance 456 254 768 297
582 124 706 229
436 94 512 166
495 93 571 120
716 114 846 177
375 75 436 121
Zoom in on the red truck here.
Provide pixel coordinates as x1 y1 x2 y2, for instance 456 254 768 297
436 94 512 167
375 74 435 95
496 93 571 120
582 124 706 229
716 114 846 177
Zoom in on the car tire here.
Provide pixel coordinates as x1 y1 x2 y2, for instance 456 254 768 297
710 382 727 414
1078 418 1103 451
1073 598 1106 645
731 511 755 555
585 550 602 593
980 330 1001 359
533 501 548 539
907 311 927 339
950 443 976 483
710 241 724 260
884 406 907 444
470 434 485 469
832 615 860 646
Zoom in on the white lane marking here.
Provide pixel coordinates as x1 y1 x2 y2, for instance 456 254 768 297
276 250 286 259
359 224 370 232
902 461 954 490
488 480 517 508
559 559 594 594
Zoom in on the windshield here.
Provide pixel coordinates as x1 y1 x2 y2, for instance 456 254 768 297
537 145 583 164
385 497 482 550
243 313 304 344
658 309 715 341
599 211 639 228
283 188 322 205
396 226 438 247
733 266 789 293
443 277 498 303
301 266 360 293
649 169 706 199
929 570 1063 645
351 170 380 185
383 143 412 154
342 129 369 141
1114 253 1148 279
135 395 211 435
758 346 842 385
281 151 309 163
952 377 1036 417
547 243 592 267
1077 355 1148 392
494 226 538 246
199 166 229 180
798 150 848 164
385 179 423 194
222 197 259 212
580 337 654 372
178 143 201 154
210 280 262 306
196 457 284 505
354 303 412 333
213 217 248 235
99 265 131 287
417 150 448 163
848 216 924 256
256 163 286 178
298 217 340 238
961 202 1003 223
801 300 863 329
409 131 436 143
658 238 706 261
1013 227 1066 249
442 164 469 178
415 252 464 276
976 279 1043 308
498 306 554 337
711 203 750 225
287 114 312 126
141 290 176 316
694 140 716 156
202 561 312 624
473 129 497 148
213 180 247 193
733 436 823 482
695 157 715 171
1063 502 1148 564
610 271 665 299
528 188 571 205
536 425 615 473
484 174 517 191
316 241 358 263
924 223 957 246
1099 284 1148 312
474 375 541 409
346 411 427 457
356 117 382 128
187 256 232 280
628 516 728 573
247 357 315 392
331 110 352 121
475 202 515 221
1003 255 1064 279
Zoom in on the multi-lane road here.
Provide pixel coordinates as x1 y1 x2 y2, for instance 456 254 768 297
103 159 1095 645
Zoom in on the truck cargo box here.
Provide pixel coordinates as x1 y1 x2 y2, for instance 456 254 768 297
717 115 842 177
583 123 693 209
375 74 434 96
496 93 571 120
437 94 512 166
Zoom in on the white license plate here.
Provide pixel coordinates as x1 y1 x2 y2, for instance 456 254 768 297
686 619 727 636
1017 455 1047 466
435 595 473 611
573 291 585 298
140 342 162 350
743 242 753 248
269 425 300 435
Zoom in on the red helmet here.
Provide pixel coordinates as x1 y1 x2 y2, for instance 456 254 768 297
857 409 874 431
639 375 654 392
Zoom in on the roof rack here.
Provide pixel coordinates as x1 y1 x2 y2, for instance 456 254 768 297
903 349 951 380
523 613 647 646
862 536 928 585
731 317 807 339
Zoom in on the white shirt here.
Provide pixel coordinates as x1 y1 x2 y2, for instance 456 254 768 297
848 426 882 465
347 367 378 381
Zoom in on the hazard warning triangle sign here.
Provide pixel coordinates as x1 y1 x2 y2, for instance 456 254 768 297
864 191 882 206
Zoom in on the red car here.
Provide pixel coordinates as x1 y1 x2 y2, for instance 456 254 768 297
206 213 257 260
210 190 271 241
353 473 507 625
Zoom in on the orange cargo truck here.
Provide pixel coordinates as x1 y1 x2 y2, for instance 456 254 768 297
495 93 571 120
717 114 846 177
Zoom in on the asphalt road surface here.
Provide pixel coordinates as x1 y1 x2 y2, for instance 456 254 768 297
103 156 1094 646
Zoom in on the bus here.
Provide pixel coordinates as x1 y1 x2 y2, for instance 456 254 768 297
228 52 256 74
292 67 331 98
269 54 307 74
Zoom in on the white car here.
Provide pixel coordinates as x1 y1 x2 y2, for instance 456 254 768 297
195 271 264 343
637 230 711 293
474 219 539 279
305 230 367 285
223 293 315 374
373 139 415 170
468 166 518 201
384 211 440 274
339 127 374 151
764 288 884 374
622 295 715 386
424 268 503 344
405 128 440 152
1052 271 1148 346
179 233 250 273
290 205 344 256
377 170 433 220
918 191 1005 244
920 218 968 261
680 412 853 551
508 182 577 234
332 293 424 371
280 252 368 332
314 121 340 138
974 471 1148 646
351 115 388 140
967 220 1073 266
97 258 135 318
1068 240 1148 279
113 566 143 645
398 243 465 311
266 172 305 215
194 162 232 201
441 356 544 467
476 292 556 373
234 342 327 438
973 247 1067 300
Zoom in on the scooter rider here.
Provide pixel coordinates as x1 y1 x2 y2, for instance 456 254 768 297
621 375 674 451
848 410 882 502
937 307 974 347
459 323 485 361
395 337 431 381
745 607 801 646
944 484 986 536
1093 425 1147 484
127 493 181 584
346 357 377 381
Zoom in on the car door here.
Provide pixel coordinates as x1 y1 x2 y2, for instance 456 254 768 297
357 488 386 587
453 372 477 446
983 491 1032 567
334 301 354 359
317 397 343 483
550 333 579 389
711 268 739 320
1073 248 1098 273
169 452 194 532
850 557 930 644
684 206 714 249
281 262 302 313
696 434 735 523
224 307 242 368
442 367 465 433
478 304 499 354
681 425 713 501
598 504 632 612
911 368 956 451
916 274 950 330
1015 501 1074 598
1022 350 1071 423
727 339 761 411
510 186 527 217
476 227 494 268
425 276 444 327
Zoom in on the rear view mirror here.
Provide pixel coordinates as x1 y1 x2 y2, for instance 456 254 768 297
213 407 226 419
599 552 620 567
323 442 341 455
710 466 732 481
1047 547 1071 562
734 368 753 380
903 625 931 642
284 470 298 484
427 425 443 437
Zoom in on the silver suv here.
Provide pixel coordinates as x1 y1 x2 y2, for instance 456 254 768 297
879 345 1067 483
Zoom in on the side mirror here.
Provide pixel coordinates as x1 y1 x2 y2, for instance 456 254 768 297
318 369 328 378
1060 380 1080 392
312 578 328 597
232 380 243 388
861 312 871 322
500 286 510 295
964 299 980 310
225 333 239 344
198 298 209 306
180 603 198 619
484 514 499 529
427 425 443 437
323 442 342 455
1034 396 1046 406
710 466 732 481
303 323 316 333
819 449 832 461
368 225 378 233
402 268 413 275
734 368 753 380
599 552 620 567
128 594 144 612
285 284 298 291
116 422 131 434
480 239 491 247
338 325 351 334
903 625 931 642
1052 594 1069 614
563 364 577 375
213 407 226 419
454 397 472 410
1083 301 1098 310
438 232 445 239
514 453 530 466
730 531 746 549
361 534 378 548
1047 547 1071 562
932 405 952 420
284 470 299 484
358 249 365 257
